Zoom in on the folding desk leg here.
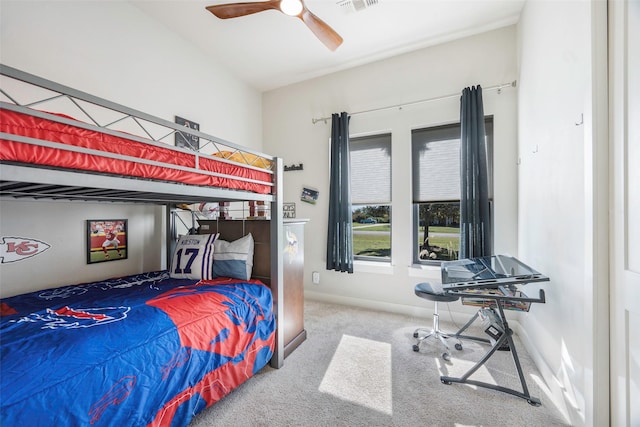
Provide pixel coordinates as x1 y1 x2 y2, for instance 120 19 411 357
440 303 541 406
453 310 491 345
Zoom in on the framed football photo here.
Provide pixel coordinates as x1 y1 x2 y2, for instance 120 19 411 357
86 219 128 264
175 116 200 150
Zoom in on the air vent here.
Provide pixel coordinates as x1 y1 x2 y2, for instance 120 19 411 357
337 0 379 13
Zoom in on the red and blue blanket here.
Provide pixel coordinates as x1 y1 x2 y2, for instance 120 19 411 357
0 271 275 426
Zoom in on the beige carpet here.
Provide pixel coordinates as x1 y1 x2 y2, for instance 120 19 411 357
190 300 571 426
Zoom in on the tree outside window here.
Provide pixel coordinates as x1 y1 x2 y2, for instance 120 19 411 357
412 119 493 264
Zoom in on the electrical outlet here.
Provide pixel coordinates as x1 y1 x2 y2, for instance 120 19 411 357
312 271 320 285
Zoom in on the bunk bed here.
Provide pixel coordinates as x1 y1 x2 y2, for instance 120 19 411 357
0 65 285 426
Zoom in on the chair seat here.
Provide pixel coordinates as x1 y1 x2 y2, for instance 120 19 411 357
414 282 459 303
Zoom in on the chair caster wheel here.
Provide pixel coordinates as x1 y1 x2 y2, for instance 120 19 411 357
413 332 419 338
441 379 452 385
412 344 420 352
455 343 463 351
442 352 451 361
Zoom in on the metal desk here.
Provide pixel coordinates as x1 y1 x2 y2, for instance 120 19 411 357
440 255 549 406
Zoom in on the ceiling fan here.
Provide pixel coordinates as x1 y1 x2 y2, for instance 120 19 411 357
205 0 343 51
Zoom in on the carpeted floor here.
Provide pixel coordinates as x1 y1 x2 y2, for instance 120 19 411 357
190 299 571 426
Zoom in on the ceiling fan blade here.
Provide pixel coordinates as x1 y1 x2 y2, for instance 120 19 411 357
299 7 343 51
206 1 281 19
207 0 343 51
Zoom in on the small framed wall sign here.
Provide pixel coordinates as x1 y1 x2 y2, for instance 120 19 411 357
283 202 296 218
175 116 200 150
86 219 128 264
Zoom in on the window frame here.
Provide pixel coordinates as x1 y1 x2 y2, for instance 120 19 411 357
411 118 494 266
349 133 392 262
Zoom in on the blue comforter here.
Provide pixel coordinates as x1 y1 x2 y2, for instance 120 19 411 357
0 271 275 426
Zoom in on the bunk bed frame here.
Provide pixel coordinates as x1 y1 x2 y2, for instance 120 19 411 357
0 64 286 369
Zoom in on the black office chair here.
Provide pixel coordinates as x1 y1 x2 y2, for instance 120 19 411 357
412 282 463 361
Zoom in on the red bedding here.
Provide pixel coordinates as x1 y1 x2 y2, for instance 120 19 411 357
0 108 272 194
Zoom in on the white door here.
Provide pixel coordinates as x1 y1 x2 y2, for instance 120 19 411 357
610 1 640 426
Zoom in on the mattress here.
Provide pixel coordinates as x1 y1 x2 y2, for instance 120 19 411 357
0 108 273 194
0 271 275 426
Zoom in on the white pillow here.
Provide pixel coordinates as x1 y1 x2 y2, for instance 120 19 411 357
169 233 219 280
212 233 254 281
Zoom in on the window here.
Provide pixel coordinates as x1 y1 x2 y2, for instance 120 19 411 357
412 119 493 264
350 133 391 261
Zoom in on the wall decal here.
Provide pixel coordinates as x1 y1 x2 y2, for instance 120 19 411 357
0 236 51 263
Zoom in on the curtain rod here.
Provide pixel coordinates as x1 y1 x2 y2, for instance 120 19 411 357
311 80 517 124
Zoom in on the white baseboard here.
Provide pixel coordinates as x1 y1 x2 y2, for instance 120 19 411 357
305 290 525 327
305 290 479 324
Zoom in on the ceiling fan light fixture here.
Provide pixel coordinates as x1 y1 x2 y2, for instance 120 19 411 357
280 0 303 16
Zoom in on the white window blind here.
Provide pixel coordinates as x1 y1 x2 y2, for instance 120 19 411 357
412 124 461 202
350 134 391 205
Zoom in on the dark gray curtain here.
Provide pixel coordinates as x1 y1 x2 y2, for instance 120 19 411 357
459 86 491 258
326 112 353 273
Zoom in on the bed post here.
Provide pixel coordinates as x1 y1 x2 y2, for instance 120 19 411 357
270 158 285 368
166 204 175 270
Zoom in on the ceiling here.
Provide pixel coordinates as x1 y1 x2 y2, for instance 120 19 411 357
131 0 525 92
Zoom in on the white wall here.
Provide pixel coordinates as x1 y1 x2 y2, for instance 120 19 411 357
0 0 262 149
263 26 519 315
517 1 608 425
0 1 263 298
0 201 163 298
0 3 607 422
